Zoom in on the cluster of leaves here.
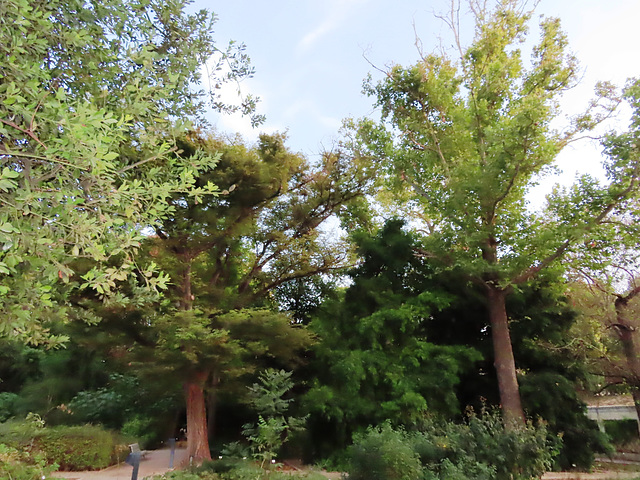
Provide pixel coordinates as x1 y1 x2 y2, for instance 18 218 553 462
350 0 639 428
347 411 557 480
0 0 263 346
240 369 307 468
0 416 125 471
0 443 57 480
306 220 481 447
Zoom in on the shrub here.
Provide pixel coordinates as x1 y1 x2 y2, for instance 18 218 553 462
121 414 158 449
347 423 424 480
605 419 640 446
520 372 610 469
0 419 124 471
33 424 118 470
0 392 19 422
0 443 58 480
347 411 559 480
443 410 557 480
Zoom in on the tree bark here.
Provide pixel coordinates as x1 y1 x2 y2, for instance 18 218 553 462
185 371 212 463
487 285 526 428
614 309 640 434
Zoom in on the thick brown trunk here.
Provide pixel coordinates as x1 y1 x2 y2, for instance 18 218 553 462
618 325 640 382
615 314 640 436
185 371 211 463
179 259 213 460
487 285 525 428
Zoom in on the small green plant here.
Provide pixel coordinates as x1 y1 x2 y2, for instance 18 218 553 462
0 392 19 422
240 369 307 468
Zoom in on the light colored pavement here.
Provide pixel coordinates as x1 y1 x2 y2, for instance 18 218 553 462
543 473 640 479
50 448 189 480
46 449 640 480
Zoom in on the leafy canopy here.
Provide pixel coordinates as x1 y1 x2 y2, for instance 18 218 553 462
0 0 259 345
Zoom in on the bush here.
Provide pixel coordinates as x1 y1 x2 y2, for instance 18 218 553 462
121 414 158 449
33 424 118 470
0 419 125 471
0 392 19 422
0 443 58 480
605 419 639 446
520 372 611 469
348 423 423 480
347 411 559 480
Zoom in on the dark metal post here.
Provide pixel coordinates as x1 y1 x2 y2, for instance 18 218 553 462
168 438 176 469
125 451 141 480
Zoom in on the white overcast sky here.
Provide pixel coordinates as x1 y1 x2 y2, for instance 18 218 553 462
190 0 640 206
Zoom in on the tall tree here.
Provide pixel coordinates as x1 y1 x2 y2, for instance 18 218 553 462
352 0 638 427
0 0 258 345
305 220 481 453
131 132 374 462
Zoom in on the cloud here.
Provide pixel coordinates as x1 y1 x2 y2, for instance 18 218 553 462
297 0 368 53
198 58 285 142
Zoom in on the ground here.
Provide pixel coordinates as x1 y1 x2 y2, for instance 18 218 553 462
47 449 640 480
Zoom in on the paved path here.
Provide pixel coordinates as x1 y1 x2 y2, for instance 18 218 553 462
51 448 189 480
543 473 640 479
48 450 640 480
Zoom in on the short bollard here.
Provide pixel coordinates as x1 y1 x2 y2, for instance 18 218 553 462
168 438 176 469
125 451 141 480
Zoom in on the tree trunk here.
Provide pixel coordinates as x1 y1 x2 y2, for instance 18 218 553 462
185 371 212 463
614 290 640 436
615 314 640 436
487 285 526 428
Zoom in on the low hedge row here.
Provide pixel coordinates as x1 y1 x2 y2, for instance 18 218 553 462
0 420 128 471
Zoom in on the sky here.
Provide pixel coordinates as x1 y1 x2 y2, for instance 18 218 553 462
190 0 640 207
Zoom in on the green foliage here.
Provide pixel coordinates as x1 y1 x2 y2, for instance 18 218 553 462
0 392 19 422
67 374 138 427
120 415 158 450
604 420 640 446
347 411 557 480
348 423 423 480
34 425 117 470
241 369 307 468
520 372 610 469
0 0 263 346
352 0 636 428
0 419 123 471
0 443 58 480
110 131 373 460
306 221 480 445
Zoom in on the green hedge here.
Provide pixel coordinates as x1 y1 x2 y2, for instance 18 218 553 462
0 420 125 471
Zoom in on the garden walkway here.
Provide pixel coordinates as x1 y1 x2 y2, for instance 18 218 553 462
48 450 640 480
50 447 189 480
